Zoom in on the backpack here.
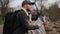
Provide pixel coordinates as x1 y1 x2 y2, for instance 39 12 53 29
3 10 20 34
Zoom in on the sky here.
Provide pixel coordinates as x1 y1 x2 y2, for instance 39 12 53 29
8 0 60 9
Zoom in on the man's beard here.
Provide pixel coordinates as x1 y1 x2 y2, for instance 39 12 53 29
26 9 31 11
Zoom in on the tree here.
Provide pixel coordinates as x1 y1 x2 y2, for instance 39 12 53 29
47 3 58 21
0 0 9 15
34 0 47 15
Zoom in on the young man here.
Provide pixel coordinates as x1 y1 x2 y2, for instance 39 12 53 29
12 0 41 34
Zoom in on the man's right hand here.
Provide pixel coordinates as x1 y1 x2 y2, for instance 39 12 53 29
37 23 42 28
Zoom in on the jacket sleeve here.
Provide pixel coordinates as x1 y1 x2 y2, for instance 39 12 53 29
17 11 39 30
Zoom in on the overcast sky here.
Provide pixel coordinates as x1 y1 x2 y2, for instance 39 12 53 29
8 0 60 9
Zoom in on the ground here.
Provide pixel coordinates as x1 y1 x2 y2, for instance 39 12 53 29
0 24 3 34
0 22 60 34
45 22 60 34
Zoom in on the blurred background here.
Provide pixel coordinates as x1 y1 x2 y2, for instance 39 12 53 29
0 0 60 34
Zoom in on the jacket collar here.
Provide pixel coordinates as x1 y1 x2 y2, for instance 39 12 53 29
22 7 29 16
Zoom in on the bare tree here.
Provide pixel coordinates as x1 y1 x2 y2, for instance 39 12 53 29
47 3 58 21
35 0 47 15
0 0 9 15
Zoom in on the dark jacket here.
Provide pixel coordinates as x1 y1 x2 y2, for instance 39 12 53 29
3 9 39 34
12 9 39 34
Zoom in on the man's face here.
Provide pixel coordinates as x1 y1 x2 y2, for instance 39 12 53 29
26 4 32 11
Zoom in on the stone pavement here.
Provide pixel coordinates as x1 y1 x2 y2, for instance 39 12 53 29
0 22 60 34
45 22 60 34
0 24 3 34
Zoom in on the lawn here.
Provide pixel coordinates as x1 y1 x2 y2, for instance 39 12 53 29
0 16 4 25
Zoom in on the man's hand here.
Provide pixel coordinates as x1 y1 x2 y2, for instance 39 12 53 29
28 20 42 28
37 23 42 28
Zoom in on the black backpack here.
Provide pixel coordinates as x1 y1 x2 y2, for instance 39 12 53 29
3 10 20 34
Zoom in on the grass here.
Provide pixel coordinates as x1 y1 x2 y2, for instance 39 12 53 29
0 16 4 25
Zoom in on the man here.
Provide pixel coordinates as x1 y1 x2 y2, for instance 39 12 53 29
12 0 41 34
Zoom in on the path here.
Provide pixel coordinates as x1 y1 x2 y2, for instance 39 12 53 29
0 24 3 34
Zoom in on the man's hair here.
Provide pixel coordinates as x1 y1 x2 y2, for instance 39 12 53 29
22 3 25 7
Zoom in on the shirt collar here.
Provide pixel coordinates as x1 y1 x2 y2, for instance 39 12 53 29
22 7 29 16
